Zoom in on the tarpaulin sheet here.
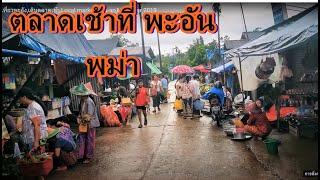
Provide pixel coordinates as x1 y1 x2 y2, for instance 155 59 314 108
225 6 318 58
231 54 282 91
20 24 96 62
211 61 234 73
2 48 41 58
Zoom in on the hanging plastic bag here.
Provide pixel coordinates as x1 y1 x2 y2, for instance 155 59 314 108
193 99 204 110
100 105 122 127
174 99 183 110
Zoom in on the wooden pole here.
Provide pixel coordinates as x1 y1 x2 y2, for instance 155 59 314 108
240 3 249 40
238 56 244 103
138 3 148 81
156 31 162 71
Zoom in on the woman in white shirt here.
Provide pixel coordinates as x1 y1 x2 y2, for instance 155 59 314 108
18 88 48 151
151 75 163 113
181 76 194 116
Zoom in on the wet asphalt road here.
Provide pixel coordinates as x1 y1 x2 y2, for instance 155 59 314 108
48 103 278 180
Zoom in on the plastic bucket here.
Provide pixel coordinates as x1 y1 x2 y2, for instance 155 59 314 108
263 138 279 155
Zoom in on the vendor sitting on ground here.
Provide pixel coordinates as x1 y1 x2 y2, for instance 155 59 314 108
46 119 77 171
244 99 272 140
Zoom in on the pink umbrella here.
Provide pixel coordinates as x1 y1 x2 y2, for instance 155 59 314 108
171 65 195 74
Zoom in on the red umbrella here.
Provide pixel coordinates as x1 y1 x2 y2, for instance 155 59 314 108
193 65 210 73
193 65 205 71
171 65 194 74
200 69 210 73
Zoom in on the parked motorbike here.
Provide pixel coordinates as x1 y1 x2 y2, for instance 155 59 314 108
208 93 223 127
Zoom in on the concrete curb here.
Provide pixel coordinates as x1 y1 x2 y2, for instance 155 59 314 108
245 140 283 180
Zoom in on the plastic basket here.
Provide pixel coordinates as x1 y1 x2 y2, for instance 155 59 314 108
263 138 279 155
18 156 53 176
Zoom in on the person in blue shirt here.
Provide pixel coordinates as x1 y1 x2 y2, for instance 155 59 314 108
202 81 225 107
160 75 168 103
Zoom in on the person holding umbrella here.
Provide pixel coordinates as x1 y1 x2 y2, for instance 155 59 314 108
70 83 100 164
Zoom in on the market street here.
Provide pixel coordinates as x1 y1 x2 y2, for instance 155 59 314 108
48 103 277 180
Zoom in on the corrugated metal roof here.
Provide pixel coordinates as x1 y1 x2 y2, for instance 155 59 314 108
224 40 248 50
109 46 155 60
241 31 264 40
226 5 318 57
88 38 119 55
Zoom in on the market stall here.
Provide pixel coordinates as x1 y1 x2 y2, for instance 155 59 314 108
2 7 102 176
223 5 318 136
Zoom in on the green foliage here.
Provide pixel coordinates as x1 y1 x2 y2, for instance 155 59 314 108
160 55 171 76
111 34 138 47
159 35 230 77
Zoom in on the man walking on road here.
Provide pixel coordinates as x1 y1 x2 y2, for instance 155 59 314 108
160 75 168 103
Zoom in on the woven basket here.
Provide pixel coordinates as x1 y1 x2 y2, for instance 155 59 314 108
18 156 53 176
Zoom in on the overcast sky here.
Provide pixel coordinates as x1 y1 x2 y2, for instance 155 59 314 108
58 3 315 55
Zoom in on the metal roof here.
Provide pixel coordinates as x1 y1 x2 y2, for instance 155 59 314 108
224 40 248 50
226 5 318 58
88 38 119 55
109 46 155 60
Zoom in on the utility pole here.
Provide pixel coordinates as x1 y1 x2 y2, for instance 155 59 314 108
240 3 249 40
157 31 162 71
138 3 147 75
213 3 226 86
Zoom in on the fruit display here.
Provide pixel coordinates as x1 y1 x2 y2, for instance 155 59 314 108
200 84 212 95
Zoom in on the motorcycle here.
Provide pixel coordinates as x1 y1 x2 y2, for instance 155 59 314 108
208 93 223 127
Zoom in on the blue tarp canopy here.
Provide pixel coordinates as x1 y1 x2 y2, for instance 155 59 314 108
2 5 94 62
2 15 96 62
19 23 97 62
2 49 41 58
211 61 234 73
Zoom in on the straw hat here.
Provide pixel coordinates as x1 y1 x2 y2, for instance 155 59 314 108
70 83 97 96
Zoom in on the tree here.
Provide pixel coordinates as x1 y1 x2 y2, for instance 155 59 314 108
160 55 171 76
111 34 138 47
160 34 231 76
